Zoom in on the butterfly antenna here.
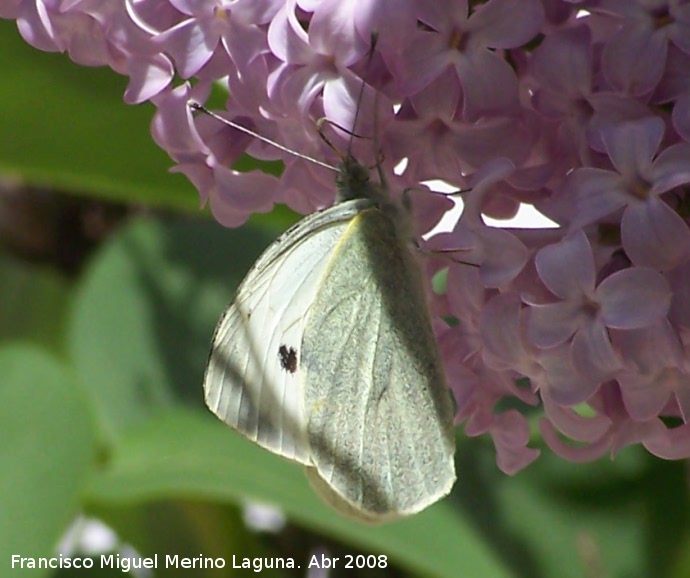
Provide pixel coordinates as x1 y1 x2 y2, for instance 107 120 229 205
188 100 339 173
315 117 345 158
347 30 379 160
363 32 388 187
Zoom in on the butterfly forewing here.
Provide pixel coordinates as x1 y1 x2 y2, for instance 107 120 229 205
204 200 375 464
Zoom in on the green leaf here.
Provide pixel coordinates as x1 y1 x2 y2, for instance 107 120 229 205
88 409 513 578
72 216 509 576
0 344 96 576
0 254 71 353
67 216 280 442
0 20 196 212
492 447 670 578
68 220 176 442
89 499 269 578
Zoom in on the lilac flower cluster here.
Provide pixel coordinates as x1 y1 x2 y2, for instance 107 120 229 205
7 0 690 473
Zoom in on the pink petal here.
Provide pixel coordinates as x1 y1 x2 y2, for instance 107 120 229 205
539 419 611 463
618 371 674 421
124 53 174 104
597 266 671 329
668 4 690 53
609 417 661 458
667 260 690 328
267 1 311 64
541 344 601 405
222 18 270 73
599 116 664 179
672 94 690 147
586 94 655 153
309 0 368 66
530 25 592 97
674 380 690 423
321 72 365 137
0 0 20 18
269 62 328 115
566 168 627 228
621 196 690 270
455 48 520 118
571 321 622 382
535 231 594 299
467 226 528 288
231 0 281 24
652 45 690 103
172 162 214 206
468 0 543 49
61 11 111 66
17 0 60 52
447 265 485 326
650 142 690 195
527 302 581 349
480 294 525 365
210 168 279 227
490 410 540 474
394 37 455 97
542 393 612 442
353 0 417 54
409 67 462 121
643 422 690 460
151 84 210 161
413 0 468 32
169 0 212 16
280 160 335 213
602 24 667 96
154 18 218 78
610 319 683 373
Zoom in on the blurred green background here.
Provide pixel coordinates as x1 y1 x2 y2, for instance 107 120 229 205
1 17 690 578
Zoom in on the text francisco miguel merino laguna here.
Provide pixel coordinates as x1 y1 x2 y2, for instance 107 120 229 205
11 554 300 572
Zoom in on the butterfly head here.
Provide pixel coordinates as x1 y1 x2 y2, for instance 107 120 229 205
335 154 376 202
334 152 420 246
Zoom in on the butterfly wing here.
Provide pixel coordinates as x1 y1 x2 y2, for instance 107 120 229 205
204 199 374 464
301 206 456 521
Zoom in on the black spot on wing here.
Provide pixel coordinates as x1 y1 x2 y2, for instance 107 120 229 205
278 344 298 373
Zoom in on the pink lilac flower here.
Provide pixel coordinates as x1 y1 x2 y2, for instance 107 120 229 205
480 291 600 406
654 45 690 142
152 82 280 226
387 0 544 119
425 158 529 289
5 0 690 469
611 320 689 421
528 24 652 170
384 69 538 186
592 0 690 95
527 230 671 382
152 0 278 78
565 117 690 270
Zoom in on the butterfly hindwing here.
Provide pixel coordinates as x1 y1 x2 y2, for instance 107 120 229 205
301 205 456 520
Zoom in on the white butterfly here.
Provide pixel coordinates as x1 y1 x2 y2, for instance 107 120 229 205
203 152 456 523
